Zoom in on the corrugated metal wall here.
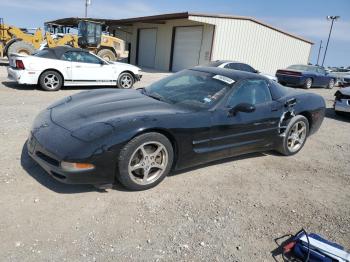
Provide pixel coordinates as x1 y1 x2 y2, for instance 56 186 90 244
189 16 312 74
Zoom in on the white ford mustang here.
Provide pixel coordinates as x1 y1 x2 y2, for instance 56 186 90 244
7 46 142 91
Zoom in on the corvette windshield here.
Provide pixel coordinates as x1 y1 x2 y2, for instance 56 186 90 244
144 70 233 109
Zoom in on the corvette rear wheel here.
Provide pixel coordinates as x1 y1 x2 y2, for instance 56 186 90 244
303 78 312 89
39 70 63 91
277 115 309 156
117 133 174 190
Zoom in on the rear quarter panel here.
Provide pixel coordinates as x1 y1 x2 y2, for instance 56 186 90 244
289 92 326 135
21 56 70 80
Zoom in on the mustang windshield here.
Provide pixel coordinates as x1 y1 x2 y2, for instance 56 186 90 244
144 70 233 109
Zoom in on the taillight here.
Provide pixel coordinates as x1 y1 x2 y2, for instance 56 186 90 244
276 70 302 76
15 60 25 70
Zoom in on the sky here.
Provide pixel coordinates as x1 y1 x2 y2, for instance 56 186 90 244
1 0 349 67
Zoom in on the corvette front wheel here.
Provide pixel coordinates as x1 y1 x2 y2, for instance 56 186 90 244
117 133 174 190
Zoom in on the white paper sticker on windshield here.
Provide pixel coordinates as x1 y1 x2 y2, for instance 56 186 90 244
213 75 235 85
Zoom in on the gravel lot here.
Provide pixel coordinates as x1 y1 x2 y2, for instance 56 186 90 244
0 59 349 261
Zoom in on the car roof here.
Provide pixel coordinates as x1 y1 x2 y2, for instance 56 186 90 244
206 60 244 67
37 46 88 59
192 66 265 81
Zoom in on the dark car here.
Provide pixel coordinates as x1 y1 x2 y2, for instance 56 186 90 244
206 60 278 82
276 64 336 89
28 67 325 190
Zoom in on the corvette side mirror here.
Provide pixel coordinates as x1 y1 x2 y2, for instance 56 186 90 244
229 103 255 116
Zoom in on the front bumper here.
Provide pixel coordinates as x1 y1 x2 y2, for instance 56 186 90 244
7 67 39 85
27 109 117 185
135 74 142 81
334 99 350 113
27 135 115 185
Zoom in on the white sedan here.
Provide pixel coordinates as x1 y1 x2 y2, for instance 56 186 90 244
7 46 142 91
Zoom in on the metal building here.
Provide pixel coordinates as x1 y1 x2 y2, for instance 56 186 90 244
109 12 313 74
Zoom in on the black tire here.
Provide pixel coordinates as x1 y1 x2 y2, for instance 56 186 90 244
117 72 135 89
327 78 335 89
97 49 116 61
303 78 313 89
276 115 309 156
117 132 174 191
7 41 35 57
39 70 63 91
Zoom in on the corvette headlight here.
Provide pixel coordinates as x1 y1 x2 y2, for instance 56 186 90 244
61 161 95 172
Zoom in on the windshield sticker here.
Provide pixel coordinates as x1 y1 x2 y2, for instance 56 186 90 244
203 97 212 103
213 75 235 85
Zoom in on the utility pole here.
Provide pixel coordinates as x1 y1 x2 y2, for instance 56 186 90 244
321 15 340 67
316 40 323 65
85 0 91 18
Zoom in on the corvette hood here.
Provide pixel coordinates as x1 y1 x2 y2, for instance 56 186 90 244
50 89 189 135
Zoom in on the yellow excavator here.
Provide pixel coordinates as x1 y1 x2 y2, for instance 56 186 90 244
0 18 128 61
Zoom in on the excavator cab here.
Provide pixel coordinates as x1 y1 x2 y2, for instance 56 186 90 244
77 20 102 48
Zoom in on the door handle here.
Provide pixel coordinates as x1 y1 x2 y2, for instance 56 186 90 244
75 65 82 68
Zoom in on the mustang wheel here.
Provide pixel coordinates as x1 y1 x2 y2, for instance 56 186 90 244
39 70 63 91
327 78 335 89
277 115 309 156
117 133 174 190
117 72 135 89
303 78 313 89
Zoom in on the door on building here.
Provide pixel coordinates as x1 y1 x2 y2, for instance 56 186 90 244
171 26 203 72
137 28 157 68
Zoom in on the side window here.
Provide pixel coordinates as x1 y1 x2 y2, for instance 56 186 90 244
240 63 256 73
227 79 272 107
80 52 102 64
317 68 326 74
62 51 77 61
61 51 101 64
227 63 241 70
61 51 85 62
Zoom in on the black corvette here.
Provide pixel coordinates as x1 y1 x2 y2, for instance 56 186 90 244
28 67 325 190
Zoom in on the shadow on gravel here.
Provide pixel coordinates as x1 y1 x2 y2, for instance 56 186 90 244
325 107 350 123
21 142 100 194
1 81 38 90
2 81 116 91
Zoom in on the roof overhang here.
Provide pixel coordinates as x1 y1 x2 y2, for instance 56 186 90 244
45 12 313 44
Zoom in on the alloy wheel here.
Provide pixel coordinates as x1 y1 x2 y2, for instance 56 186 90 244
306 79 312 89
287 121 307 153
128 141 168 185
120 75 133 88
44 74 60 90
328 79 335 89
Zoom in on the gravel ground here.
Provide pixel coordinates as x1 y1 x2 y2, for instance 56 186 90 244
0 59 349 261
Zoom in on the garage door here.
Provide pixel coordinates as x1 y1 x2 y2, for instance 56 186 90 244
172 26 203 72
138 28 157 68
